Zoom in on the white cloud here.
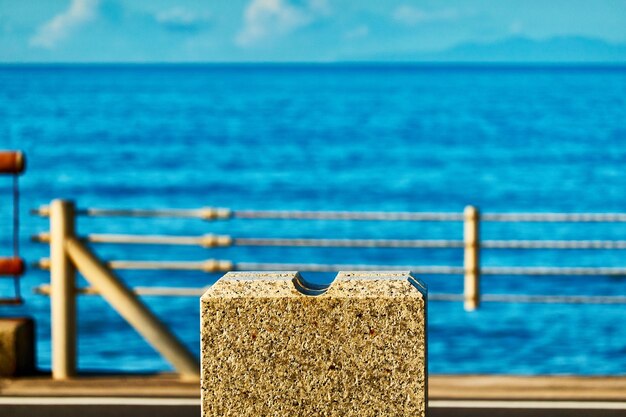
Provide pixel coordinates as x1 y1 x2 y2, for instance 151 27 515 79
236 0 328 46
307 0 330 14
392 6 460 26
344 25 369 40
509 21 524 35
155 8 211 32
30 0 100 48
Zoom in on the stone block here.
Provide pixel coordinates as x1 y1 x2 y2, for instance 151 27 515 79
201 271 427 416
0 317 36 377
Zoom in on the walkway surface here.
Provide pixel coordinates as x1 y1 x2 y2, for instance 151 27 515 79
1 374 625 417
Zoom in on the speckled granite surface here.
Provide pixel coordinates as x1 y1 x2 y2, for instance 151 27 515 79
0 318 35 377
200 271 427 417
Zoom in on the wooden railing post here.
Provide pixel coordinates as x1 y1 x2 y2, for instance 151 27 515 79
464 205 480 311
64 237 200 380
50 199 77 379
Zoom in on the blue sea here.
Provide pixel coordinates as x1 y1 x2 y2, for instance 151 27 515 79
1 64 625 375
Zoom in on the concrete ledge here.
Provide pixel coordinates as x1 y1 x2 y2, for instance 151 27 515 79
2 374 626 417
1 398 626 417
3 375 626 401
200 271 427 417
0 318 35 377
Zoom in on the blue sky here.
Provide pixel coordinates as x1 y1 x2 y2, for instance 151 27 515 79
2 0 626 62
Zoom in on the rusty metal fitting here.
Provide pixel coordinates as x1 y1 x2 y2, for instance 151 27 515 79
202 259 234 273
200 234 233 248
31 206 51 217
34 258 51 270
200 207 232 220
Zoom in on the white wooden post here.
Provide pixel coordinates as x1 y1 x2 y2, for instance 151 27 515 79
50 199 77 379
464 205 480 311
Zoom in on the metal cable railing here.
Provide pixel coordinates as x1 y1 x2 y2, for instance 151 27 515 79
34 258 461 274
31 203 626 313
32 200 626 380
481 213 626 222
32 258 626 276
32 284 626 305
33 205 626 222
32 206 232 220
31 232 626 249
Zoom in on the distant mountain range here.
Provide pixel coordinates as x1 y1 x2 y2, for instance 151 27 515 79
386 36 626 63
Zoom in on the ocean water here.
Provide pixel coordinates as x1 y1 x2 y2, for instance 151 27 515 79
1 64 626 375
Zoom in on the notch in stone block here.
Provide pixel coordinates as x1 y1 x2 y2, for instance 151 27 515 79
201 271 427 417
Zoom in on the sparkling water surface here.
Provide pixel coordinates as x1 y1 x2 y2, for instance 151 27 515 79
1 64 625 374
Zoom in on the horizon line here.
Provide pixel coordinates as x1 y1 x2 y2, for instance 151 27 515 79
2 61 626 67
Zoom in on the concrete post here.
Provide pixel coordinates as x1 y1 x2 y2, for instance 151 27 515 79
464 205 480 311
201 271 428 417
50 199 76 379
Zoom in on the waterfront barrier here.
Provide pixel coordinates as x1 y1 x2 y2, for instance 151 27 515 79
32 202 626 312
30 200 626 378
42 200 200 380
200 271 427 417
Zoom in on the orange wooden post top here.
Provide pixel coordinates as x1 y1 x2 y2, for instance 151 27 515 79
0 257 25 276
0 151 25 174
